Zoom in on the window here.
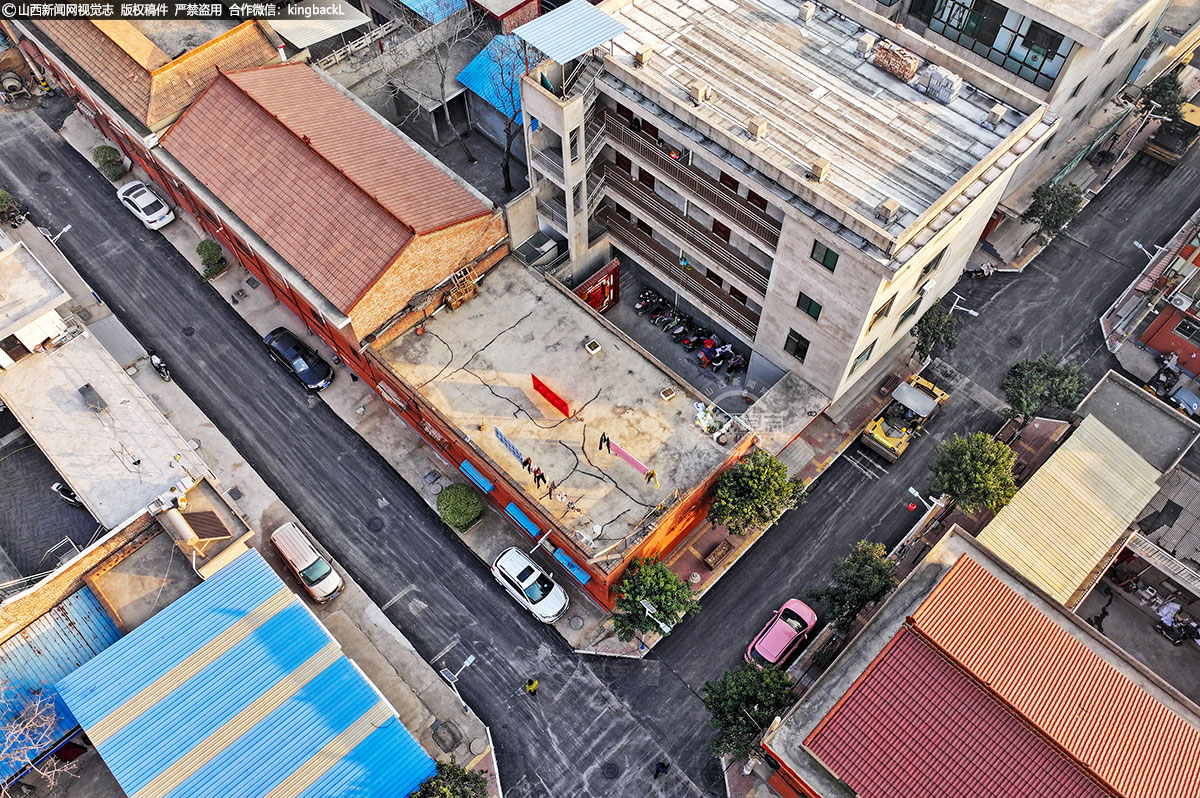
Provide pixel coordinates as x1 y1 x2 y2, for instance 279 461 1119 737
920 249 945 278
712 219 731 242
615 203 631 220
703 268 724 288
1040 133 1057 153
1023 22 1064 62
719 172 739 192
615 104 634 121
569 127 580 162
730 285 747 304
1132 23 1148 43
896 298 922 328
1104 51 1116 66
851 342 875 373
637 219 652 235
747 190 768 211
784 330 810 362
811 240 839 272
869 296 895 330
615 152 632 173
796 291 822 321
962 0 1005 47
638 169 655 190
1174 319 1200 346
1069 78 1085 99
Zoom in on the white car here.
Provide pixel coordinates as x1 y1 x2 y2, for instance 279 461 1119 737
116 180 175 230
492 547 569 623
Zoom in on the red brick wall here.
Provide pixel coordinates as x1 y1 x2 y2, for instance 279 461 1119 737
1141 306 1200 372
500 0 540 33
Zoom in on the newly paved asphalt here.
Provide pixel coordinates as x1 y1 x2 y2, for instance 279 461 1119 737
0 98 721 797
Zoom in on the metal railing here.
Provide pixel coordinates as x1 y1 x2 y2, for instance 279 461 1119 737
565 55 601 102
584 115 607 163
586 170 607 215
531 146 565 184
602 110 781 249
537 198 569 234
604 167 770 295
602 211 759 337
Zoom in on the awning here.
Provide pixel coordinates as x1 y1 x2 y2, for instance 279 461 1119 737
514 0 627 65
271 2 371 48
457 34 525 123
892 382 939 417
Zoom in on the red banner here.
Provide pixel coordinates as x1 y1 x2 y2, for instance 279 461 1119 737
532 374 569 417
575 257 620 313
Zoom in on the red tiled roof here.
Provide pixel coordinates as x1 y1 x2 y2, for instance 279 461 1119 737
909 556 1200 798
806 628 1110 798
32 21 279 130
163 63 490 312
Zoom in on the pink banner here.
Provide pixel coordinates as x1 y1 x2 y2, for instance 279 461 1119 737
609 441 649 475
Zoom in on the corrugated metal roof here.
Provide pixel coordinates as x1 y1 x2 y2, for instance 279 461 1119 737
910 556 1200 798
514 0 627 64
0 588 121 783
457 34 524 123
806 628 1109 798
392 0 465 24
977 415 1161 607
271 3 371 49
56 550 434 798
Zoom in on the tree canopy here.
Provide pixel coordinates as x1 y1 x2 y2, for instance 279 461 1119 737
701 663 796 763
612 557 700 642
930 432 1017 513
1143 71 1186 120
1020 182 1083 242
911 303 959 361
807 540 895 632
409 758 487 798
1001 352 1086 420
708 450 805 535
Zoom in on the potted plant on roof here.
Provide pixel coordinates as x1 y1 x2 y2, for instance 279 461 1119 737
196 239 227 281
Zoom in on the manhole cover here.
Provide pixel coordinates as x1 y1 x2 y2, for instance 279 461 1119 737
366 516 384 532
601 763 619 779
1007 336 1022 347
36 171 51 183
182 326 195 337
431 720 462 753
568 616 583 630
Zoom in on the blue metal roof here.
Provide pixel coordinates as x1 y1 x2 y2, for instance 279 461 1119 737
458 35 525 124
0 587 121 784
394 0 465 24
514 0 627 65
56 550 434 798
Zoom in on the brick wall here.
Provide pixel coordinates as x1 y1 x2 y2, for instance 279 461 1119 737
349 212 508 341
501 0 540 34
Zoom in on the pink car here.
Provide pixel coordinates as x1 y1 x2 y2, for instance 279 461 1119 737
745 599 818 668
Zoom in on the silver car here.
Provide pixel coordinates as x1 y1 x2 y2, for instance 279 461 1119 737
116 180 175 230
492 546 569 623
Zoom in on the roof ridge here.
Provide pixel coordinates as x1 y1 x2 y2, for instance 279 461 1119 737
223 65 417 239
148 20 269 77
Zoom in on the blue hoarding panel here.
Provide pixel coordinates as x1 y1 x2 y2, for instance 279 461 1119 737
553 548 592 585
504 502 540 537
459 460 494 492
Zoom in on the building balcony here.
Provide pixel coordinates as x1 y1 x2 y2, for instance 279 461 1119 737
537 197 569 235
602 110 781 250
601 210 759 338
603 166 770 296
531 146 565 185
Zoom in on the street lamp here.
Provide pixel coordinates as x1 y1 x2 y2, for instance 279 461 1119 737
1133 239 1167 262
947 292 979 317
640 598 672 635
438 654 477 714
37 223 71 244
907 487 945 511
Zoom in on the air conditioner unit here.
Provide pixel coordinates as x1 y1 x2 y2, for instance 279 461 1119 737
809 157 831 182
748 115 769 140
1170 294 1193 311
798 1 816 23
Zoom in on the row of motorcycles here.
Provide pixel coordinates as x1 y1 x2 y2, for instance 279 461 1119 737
634 289 747 375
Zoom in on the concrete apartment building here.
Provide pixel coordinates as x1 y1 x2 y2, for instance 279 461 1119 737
514 0 1053 403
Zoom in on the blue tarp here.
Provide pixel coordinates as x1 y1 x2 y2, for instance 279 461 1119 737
457 34 525 124
57 551 435 798
1174 387 1200 415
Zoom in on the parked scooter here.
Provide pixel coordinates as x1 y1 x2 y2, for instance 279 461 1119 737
700 343 733 369
963 263 997 280
668 315 693 341
147 348 171 381
650 304 675 326
683 327 713 352
635 290 663 315
658 309 684 331
9 208 27 229
51 482 83 508
1156 619 1199 646
724 353 747 376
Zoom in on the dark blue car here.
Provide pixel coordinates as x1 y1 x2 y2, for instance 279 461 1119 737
264 327 333 392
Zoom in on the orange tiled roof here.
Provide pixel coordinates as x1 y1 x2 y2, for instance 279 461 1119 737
31 20 279 130
909 555 1200 798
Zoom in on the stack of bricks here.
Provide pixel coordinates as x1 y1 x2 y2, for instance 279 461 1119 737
873 40 921 83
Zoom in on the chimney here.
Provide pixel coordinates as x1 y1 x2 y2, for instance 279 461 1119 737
635 45 654 67
799 1 816 23
875 198 901 224
689 81 711 105
809 157 831 182
748 115 769 140
985 104 1007 128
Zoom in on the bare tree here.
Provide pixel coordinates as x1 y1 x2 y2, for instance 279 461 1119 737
379 0 491 161
1 683 79 796
485 34 530 193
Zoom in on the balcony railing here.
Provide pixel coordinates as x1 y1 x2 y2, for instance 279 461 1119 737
584 114 607 163
586 170 607 215
602 110 781 249
531 146 565 184
602 210 759 338
604 167 770 295
537 198 569 234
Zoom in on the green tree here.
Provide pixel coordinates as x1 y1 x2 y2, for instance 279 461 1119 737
436 483 484 533
612 557 700 642
701 663 796 762
708 450 805 535
807 540 895 632
410 757 486 798
91 144 122 165
930 432 1017 513
1143 71 1185 120
911 302 958 361
1020 181 1083 242
1001 352 1086 420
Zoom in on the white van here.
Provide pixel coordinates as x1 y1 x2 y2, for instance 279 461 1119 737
270 522 343 603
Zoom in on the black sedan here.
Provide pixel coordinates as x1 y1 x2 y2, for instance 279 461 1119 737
264 327 333 392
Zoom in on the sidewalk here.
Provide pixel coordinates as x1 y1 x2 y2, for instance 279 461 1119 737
43 118 503 795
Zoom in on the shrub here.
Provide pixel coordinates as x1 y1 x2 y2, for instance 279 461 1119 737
201 261 227 281
197 239 225 267
98 161 128 181
437 483 483 532
0 190 12 216
807 541 895 632
92 145 122 165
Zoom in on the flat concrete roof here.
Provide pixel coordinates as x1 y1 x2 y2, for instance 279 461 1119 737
0 241 69 340
607 0 1025 224
1076 371 1200 473
1001 0 1147 49
0 332 210 529
376 259 742 557
129 19 239 60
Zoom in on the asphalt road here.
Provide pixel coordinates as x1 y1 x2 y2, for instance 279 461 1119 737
658 141 1200 690
0 99 721 797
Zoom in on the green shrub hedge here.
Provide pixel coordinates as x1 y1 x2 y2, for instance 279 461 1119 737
437 483 483 532
92 145 122 165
